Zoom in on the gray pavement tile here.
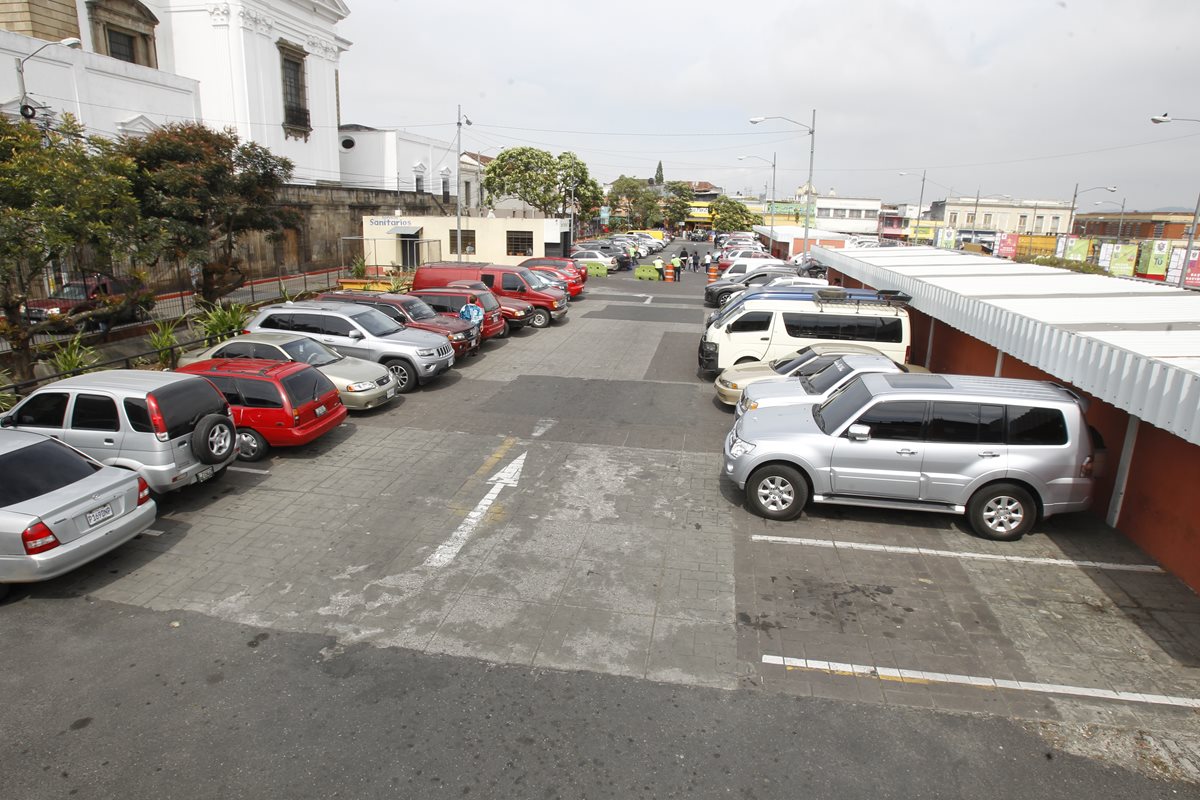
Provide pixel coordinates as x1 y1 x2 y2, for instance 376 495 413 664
533 606 655 678
558 560 662 615
426 595 555 665
463 550 574 604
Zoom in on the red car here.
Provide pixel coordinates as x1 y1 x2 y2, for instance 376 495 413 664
406 286 506 341
446 281 536 336
527 265 585 298
519 257 588 284
315 290 479 358
178 359 347 462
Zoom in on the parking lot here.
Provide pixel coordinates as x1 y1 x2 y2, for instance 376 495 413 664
12 255 1200 780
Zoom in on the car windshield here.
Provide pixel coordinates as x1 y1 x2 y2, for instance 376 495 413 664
53 285 89 301
803 358 853 395
812 377 872 433
522 269 552 290
399 298 439 320
281 337 342 366
769 349 817 374
709 297 747 328
351 309 402 337
0 438 101 506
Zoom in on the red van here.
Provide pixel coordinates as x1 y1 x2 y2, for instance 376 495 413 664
413 263 568 329
314 290 479 358
178 359 347 462
406 287 506 341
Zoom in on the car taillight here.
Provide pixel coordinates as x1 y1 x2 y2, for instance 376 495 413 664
241 329 252 335
137 476 151 505
145 393 170 442
22 521 59 555
904 345 911 363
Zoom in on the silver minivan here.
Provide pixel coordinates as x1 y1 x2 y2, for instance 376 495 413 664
244 301 455 393
1 371 238 493
724 373 1100 540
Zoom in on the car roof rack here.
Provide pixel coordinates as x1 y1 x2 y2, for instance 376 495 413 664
812 287 912 308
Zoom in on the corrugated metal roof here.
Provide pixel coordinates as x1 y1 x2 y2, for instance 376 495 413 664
816 245 1200 445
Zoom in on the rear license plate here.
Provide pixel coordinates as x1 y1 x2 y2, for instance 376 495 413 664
315 404 327 417
196 467 214 483
86 503 114 527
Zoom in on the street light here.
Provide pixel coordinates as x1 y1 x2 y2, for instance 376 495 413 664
1149 113 1200 287
1094 198 1127 242
898 171 927 245
455 105 472 260
1066 183 1116 238
751 112 816 258
971 191 1012 239
738 153 776 248
14 36 81 119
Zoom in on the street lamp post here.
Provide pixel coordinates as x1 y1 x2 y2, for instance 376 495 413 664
970 191 1011 242
455 105 472 261
1094 198 1126 241
898 170 927 245
751 112 816 258
738 153 776 250
1151 113 1200 287
13 37 81 118
1066 183 1116 240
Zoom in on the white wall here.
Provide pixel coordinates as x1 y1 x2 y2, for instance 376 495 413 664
0 28 201 134
340 129 459 195
361 215 562 266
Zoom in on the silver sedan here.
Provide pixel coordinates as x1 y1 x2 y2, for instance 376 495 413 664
178 332 396 410
0 430 156 601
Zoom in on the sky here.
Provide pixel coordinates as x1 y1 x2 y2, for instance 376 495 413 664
336 0 1200 213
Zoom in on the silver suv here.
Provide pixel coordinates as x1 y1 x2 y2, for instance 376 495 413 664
1 370 237 493
244 301 454 393
724 373 1100 541
736 354 906 416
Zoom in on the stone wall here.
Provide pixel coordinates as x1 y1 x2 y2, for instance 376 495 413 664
0 0 79 40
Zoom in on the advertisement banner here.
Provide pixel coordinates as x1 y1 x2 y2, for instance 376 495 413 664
995 233 1019 259
1141 240 1171 277
599 206 611 223
1098 242 1114 268
937 227 957 249
1065 238 1090 262
1166 247 1200 287
1109 244 1137 277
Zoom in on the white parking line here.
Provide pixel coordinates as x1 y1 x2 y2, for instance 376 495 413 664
761 654 1200 709
227 466 271 475
140 529 165 537
750 534 1164 573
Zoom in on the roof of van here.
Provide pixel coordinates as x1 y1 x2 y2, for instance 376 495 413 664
42 369 196 392
260 300 369 315
423 261 526 272
857 372 1080 405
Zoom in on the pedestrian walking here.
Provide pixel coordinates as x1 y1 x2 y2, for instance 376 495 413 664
680 248 690 266
653 255 665 280
691 252 700 272
628 243 638 267
670 254 682 282
458 294 485 354
702 252 712 271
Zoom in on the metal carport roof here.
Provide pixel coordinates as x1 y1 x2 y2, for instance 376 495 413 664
814 246 1200 445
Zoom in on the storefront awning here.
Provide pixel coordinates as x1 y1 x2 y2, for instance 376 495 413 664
387 225 421 235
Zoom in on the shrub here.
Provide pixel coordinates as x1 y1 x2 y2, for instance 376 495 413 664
0 369 16 411
147 318 181 369
192 303 249 345
47 335 99 376
350 256 368 279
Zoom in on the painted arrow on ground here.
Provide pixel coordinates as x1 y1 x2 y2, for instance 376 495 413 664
423 452 527 568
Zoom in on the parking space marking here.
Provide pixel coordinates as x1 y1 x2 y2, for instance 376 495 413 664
761 654 1200 709
227 466 271 475
424 451 527 569
140 529 165 537
750 534 1164 573
532 418 556 438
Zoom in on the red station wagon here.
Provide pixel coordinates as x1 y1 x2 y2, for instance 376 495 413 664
179 359 347 462
315 290 479 357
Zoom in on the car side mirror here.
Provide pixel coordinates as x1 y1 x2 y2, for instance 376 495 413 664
846 424 871 441
516 285 526 293
0 414 12 428
348 330 364 340
724 324 733 334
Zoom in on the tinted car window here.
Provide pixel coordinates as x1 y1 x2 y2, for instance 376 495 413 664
501 273 524 291
418 294 451 313
289 313 325 334
926 403 1005 444
281 368 334 407
728 311 772 333
152 378 227 440
70 394 120 432
258 313 291 331
782 313 902 343
0 439 101 506
318 315 355 337
281 338 341 366
213 341 258 359
236 378 284 409
198 374 240 408
399 298 438 320
350 309 402 337
855 400 927 441
806 359 853 394
473 293 499 312
481 274 496 288
1007 406 1068 446
16 392 69 427
123 398 153 433
365 302 405 322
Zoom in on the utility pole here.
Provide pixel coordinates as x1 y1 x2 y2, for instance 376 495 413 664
455 105 472 260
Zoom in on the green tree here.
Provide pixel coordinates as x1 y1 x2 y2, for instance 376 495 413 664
709 195 762 233
120 123 295 305
662 181 694 228
654 160 664 185
0 116 145 381
483 147 601 218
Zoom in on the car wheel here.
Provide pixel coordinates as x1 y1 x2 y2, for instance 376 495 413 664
530 308 551 328
385 359 416 393
0 583 9 603
237 429 269 462
495 320 510 339
192 414 235 464
967 482 1037 541
746 464 808 521
717 292 734 307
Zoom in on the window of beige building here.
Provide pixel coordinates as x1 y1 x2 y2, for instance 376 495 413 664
88 0 159 68
506 231 533 256
983 213 992 226
450 230 476 255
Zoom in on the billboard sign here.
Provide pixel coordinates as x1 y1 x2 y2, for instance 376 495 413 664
1141 240 1171 277
995 233 1019 259
1109 244 1137 277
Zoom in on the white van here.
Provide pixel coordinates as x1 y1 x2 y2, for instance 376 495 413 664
697 288 911 373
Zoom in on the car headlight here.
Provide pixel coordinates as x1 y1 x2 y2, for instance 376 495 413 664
46 306 61 316
449 332 468 341
417 348 437 357
718 378 737 389
701 341 717 353
728 436 756 459
346 381 377 392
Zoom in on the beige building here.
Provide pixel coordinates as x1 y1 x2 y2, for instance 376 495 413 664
361 215 570 269
930 197 1074 235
